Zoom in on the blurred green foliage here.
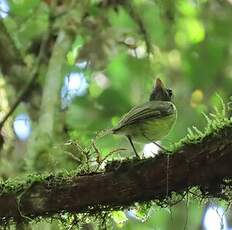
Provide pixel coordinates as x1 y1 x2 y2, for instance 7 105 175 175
1 0 232 229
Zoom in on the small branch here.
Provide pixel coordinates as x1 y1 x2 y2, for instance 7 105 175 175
96 0 152 54
1 124 232 223
95 147 127 171
124 2 152 54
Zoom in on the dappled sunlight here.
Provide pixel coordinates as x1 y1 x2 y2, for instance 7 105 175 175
143 142 160 158
61 72 88 109
203 206 228 230
0 0 9 18
13 113 31 141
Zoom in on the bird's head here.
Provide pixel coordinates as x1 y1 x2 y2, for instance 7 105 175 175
149 78 173 101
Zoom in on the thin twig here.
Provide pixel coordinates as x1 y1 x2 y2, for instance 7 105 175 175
65 151 82 164
95 148 127 171
92 139 102 164
124 2 152 55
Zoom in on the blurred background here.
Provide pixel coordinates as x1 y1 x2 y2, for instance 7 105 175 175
0 0 232 229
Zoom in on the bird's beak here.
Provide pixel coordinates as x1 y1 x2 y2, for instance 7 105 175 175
155 78 164 89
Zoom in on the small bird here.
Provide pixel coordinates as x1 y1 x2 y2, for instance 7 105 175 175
111 78 177 157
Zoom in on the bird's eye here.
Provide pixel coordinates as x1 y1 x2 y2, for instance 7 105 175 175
167 89 173 97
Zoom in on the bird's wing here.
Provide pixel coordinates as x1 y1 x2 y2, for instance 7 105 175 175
113 101 175 131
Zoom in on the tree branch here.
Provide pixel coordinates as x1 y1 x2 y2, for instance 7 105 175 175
0 124 232 223
124 2 152 54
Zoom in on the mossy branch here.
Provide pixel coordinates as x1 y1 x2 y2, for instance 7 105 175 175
1 122 232 223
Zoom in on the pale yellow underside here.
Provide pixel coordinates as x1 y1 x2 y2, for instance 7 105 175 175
114 113 177 143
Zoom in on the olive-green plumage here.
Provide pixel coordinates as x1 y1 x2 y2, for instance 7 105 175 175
112 100 176 143
111 78 177 157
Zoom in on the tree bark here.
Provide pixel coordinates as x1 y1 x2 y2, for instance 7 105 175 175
0 125 232 223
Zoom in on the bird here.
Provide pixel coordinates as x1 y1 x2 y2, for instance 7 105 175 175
111 78 177 158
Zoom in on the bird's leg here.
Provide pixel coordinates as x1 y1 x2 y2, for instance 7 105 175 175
127 136 140 158
152 141 169 152
142 133 171 153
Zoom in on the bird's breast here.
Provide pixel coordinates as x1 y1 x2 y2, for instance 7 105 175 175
115 111 177 143
113 101 177 143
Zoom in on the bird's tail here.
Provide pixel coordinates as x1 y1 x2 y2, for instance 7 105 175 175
95 128 113 140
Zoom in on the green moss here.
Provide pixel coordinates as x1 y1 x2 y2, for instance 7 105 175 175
0 169 83 196
0 174 45 195
170 96 232 152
